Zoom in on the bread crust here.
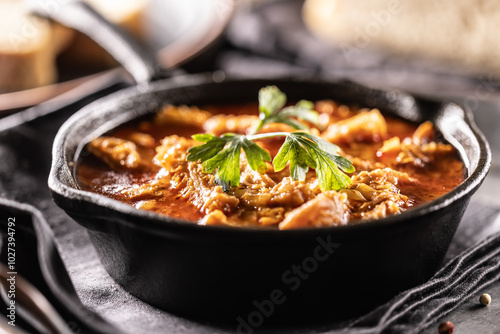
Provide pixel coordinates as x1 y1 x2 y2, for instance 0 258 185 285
303 0 500 76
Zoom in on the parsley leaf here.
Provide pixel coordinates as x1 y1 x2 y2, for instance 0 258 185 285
280 100 319 125
253 88 320 134
258 85 287 117
186 86 355 192
272 133 315 182
187 133 271 191
274 132 354 191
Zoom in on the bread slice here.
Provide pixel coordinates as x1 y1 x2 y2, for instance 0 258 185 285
0 1 72 93
303 0 500 76
85 0 149 40
60 0 150 70
0 0 148 93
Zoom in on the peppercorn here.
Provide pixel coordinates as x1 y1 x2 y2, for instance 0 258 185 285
479 293 491 306
438 321 454 334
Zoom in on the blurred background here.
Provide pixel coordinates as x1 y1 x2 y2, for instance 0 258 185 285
4 0 500 99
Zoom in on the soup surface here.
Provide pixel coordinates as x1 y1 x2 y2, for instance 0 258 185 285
77 101 465 229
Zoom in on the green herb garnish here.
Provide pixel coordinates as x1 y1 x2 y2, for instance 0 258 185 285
254 86 320 133
187 133 271 190
186 86 355 191
273 132 353 191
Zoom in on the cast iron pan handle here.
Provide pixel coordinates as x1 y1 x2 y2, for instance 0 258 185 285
30 0 161 85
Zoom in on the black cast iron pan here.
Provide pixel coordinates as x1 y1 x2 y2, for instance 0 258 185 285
44 1 491 326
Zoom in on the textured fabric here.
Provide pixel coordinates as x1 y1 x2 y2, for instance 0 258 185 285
337 230 500 333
